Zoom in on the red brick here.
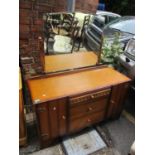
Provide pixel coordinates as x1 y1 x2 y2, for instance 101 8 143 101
52 7 66 12
20 32 31 40
31 25 43 32
20 24 30 32
19 39 28 47
48 0 56 5
20 9 38 18
57 0 67 7
34 4 52 12
33 32 44 39
33 19 44 25
75 0 98 13
19 1 32 9
19 17 32 25
20 57 34 64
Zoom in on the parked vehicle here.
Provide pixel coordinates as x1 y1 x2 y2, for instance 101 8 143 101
96 10 121 25
118 37 135 79
84 16 135 51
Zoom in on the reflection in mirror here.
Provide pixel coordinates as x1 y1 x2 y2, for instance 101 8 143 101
43 12 103 73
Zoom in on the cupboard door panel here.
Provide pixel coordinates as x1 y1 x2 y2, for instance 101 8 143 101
48 102 59 138
36 103 50 141
58 100 67 136
107 83 129 119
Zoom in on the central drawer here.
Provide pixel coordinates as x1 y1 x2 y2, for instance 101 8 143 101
69 88 111 119
70 98 109 119
69 111 105 133
69 89 111 107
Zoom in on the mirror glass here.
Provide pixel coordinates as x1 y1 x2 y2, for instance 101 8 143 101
43 12 102 73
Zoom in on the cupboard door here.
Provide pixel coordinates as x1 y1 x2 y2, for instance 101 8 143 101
107 83 129 119
36 103 50 141
48 102 59 139
48 99 67 138
58 100 67 136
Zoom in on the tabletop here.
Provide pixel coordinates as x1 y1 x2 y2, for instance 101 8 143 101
28 67 130 104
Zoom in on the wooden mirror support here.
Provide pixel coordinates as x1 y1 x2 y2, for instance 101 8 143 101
97 32 104 65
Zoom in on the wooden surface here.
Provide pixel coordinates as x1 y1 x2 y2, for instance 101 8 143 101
19 89 27 146
19 67 27 146
28 67 130 104
44 52 97 73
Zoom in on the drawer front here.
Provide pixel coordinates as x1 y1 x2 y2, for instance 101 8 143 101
70 89 111 107
69 111 105 133
48 99 67 137
70 98 109 119
107 83 129 119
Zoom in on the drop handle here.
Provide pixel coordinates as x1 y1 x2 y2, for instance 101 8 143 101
62 115 66 120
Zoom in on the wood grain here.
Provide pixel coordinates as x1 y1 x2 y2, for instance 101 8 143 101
28 67 130 104
69 111 105 133
44 52 97 73
70 98 109 119
19 89 27 146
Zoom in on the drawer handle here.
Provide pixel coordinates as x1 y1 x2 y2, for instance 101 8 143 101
111 100 115 104
53 107 57 111
87 119 91 123
38 107 46 112
41 133 49 137
62 115 66 120
88 107 93 111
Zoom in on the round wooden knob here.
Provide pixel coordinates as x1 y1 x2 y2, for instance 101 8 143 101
87 119 91 123
53 107 56 111
91 95 95 99
111 100 115 104
88 107 92 111
62 115 66 120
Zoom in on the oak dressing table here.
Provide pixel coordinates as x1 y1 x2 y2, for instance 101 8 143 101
28 66 131 147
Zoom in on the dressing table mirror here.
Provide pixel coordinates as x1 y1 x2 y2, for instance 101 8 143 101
42 12 103 74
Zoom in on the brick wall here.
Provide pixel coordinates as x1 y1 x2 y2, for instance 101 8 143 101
19 0 67 78
75 0 98 13
19 0 98 78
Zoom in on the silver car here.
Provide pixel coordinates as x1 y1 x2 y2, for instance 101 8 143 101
85 16 135 51
96 10 121 25
118 37 135 79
